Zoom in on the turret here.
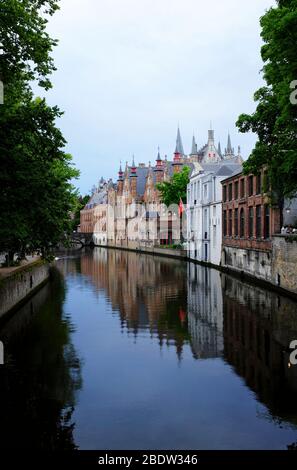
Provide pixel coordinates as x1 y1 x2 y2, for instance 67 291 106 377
117 162 124 194
130 155 138 198
154 147 164 183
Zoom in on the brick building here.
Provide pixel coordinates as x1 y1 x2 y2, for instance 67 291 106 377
221 169 281 281
80 178 114 245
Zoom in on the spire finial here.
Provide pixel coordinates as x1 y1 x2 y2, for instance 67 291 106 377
226 132 233 155
175 126 184 155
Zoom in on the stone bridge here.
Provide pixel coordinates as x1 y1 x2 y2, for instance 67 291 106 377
71 232 94 247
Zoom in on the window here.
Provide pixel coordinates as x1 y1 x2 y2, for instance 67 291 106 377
240 179 245 198
223 186 227 202
234 208 239 237
213 205 216 218
256 174 262 195
229 210 233 237
264 205 270 239
249 207 254 238
248 176 254 197
223 210 227 236
240 208 245 238
213 226 217 247
228 184 233 201
256 206 262 238
235 181 239 200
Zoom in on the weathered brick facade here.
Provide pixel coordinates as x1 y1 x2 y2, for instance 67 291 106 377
221 169 281 282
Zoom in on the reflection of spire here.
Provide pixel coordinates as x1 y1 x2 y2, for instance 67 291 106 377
175 126 184 155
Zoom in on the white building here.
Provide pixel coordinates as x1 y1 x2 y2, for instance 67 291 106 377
187 129 242 266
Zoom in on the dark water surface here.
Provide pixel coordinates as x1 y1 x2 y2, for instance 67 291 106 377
1 248 297 450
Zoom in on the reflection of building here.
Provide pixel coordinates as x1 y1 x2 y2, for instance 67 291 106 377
80 248 190 358
222 273 297 419
187 263 224 358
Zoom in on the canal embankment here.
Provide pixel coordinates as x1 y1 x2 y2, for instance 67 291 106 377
0 258 51 319
99 239 297 301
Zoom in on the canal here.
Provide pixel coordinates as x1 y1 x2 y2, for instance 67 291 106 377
0 248 297 450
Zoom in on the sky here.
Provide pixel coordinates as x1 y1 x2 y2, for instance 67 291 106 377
39 0 275 194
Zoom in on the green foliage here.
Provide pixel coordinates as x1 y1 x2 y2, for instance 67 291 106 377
71 194 90 231
236 0 297 204
0 0 59 90
0 0 79 260
156 166 190 207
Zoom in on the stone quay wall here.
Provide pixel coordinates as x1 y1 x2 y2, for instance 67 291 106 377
0 260 51 318
272 235 297 295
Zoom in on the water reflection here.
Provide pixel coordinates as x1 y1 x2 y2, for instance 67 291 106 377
80 249 190 359
221 273 297 424
1 248 297 449
0 268 82 450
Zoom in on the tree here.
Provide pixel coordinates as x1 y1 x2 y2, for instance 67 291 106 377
71 194 90 231
156 166 190 207
0 0 59 91
0 0 79 263
236 0 297 218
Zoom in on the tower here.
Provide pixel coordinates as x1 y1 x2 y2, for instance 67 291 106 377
130 155 138 199
117 162 124 195
154 147 164 183
173 127 184 173
204 126 221 163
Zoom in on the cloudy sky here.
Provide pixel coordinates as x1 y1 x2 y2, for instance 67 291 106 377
41 0 274 193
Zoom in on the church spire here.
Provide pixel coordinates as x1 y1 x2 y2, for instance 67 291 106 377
125 161 129 176
118 161 123 181
155 146 163 170
131 155 137 176
175 126 184 155
225 132 234 156
191 135 197 155
217 141 222 158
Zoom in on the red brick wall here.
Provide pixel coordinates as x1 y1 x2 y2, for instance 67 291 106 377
221 170 280 252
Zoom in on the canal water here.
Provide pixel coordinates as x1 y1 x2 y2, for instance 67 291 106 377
1 248 297 450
